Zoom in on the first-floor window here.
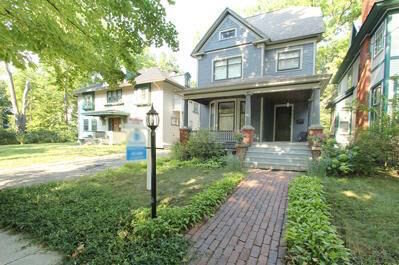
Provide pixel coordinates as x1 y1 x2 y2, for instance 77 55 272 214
218 101 235 131
214 57 242 81
277 49 301 71
83 119 89 131
370 84 382 123
91 119 97 131
193 102 199 113
171 111 180 126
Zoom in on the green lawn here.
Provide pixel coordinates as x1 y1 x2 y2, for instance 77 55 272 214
0 159 244 264
0 143 124 169
322 174 399 265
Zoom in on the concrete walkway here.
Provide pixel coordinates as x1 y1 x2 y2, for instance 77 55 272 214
0 231 61 265
187 170 296 265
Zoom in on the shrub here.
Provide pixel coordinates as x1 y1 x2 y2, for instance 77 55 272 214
285 176 350 265
24 128 76 144
172 130 224 161
117 172 244 264
0 128 18 145
222 154 242 171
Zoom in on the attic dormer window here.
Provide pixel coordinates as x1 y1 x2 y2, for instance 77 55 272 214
219 28 236 40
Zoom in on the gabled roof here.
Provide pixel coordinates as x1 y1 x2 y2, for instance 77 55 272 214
74 67 186 94
246 7 324 43
191 6 324 57
191 8 268 56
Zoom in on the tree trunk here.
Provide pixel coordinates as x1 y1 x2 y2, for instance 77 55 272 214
64 86 68 125
4 63 31 133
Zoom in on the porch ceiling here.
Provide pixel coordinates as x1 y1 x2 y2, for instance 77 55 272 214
183 74 330 102
83 110 129 117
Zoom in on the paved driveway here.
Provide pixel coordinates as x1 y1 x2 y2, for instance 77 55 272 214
187 170 296 265
0 150 170 189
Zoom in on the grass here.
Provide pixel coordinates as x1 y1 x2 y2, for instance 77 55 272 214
0 143 124 169
322 174 399 265
0 159 245 264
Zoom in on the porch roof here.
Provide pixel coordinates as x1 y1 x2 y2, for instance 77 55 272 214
183 74 331 101
83 110 129 117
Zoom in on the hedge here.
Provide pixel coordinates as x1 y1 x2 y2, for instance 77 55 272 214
285 176 350 265
116 171 244 264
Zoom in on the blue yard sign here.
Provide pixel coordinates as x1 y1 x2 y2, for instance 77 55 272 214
126 128 147 161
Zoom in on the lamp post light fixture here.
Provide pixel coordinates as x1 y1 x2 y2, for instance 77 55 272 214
146 104 159 218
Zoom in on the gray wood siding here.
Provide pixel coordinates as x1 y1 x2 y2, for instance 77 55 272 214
264 43 315 78
200 15 259 53
197 45 263 87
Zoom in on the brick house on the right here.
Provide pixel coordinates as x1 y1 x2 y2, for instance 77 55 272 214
330 0 399 145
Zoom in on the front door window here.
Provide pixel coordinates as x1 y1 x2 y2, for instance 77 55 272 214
108 118 121 132
275 106 292 141
218 101 235 131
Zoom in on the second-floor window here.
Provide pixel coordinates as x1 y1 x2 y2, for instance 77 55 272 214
347 68 353 90
82 92 94 110
134 84 150 106
219 28 236 40
373 26 384 57
107 89 122 103
277 49 301 71
214 57 242 81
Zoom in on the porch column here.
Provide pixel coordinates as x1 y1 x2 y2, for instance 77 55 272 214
310 89 321 127
183 99 189 128
180 99 190 144
308 88 324 158
242 93 255 145
244 93 253 128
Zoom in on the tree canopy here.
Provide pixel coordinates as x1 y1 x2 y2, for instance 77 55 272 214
0 0 179 85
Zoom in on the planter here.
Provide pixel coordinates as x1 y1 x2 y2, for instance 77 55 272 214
235 143 249 162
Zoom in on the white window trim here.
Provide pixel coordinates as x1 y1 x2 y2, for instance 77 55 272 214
208 98 245 131
275 47 303 72
219 28 237 41
273 104 294 142
372 23 385 59
211 54 244 82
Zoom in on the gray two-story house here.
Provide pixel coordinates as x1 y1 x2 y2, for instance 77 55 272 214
182 7 330 170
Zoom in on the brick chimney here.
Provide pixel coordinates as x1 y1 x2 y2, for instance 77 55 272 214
355 0 376 130
361 0 376 22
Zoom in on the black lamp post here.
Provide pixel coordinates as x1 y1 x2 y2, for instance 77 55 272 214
146 104 159 218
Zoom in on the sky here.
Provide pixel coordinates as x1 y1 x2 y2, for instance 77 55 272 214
151 0 258 82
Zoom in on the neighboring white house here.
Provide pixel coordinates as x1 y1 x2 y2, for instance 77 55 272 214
74 68 200 148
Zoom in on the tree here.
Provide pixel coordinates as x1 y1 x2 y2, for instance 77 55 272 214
245 0 361 128
0 81 11 128
4 63 31 133
0 0 178 85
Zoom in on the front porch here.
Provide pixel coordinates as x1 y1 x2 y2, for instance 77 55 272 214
182 75 328 145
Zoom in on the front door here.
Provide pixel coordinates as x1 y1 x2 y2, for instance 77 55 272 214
274 105 292 141
108 118 121 132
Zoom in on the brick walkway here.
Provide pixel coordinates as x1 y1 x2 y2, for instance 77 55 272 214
187 170 296 265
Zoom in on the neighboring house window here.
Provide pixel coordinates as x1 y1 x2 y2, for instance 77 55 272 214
219 28 236 40
214 57 242 81
107 89 122 103
218 101 235 131
134 84 151 105
193 102 199 113
373 26 384 57
171 111 180 126
91 119 97 131
339 120 349 133
277 49 301 71
347 68 353 90
370 84 382 123
82 92 94 110
83 119 89 132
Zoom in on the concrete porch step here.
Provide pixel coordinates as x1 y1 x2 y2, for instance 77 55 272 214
245 155 311 164
247 149 311 156
244 161 308 171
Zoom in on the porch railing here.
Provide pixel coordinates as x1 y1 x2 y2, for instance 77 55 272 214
191 130 236 144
